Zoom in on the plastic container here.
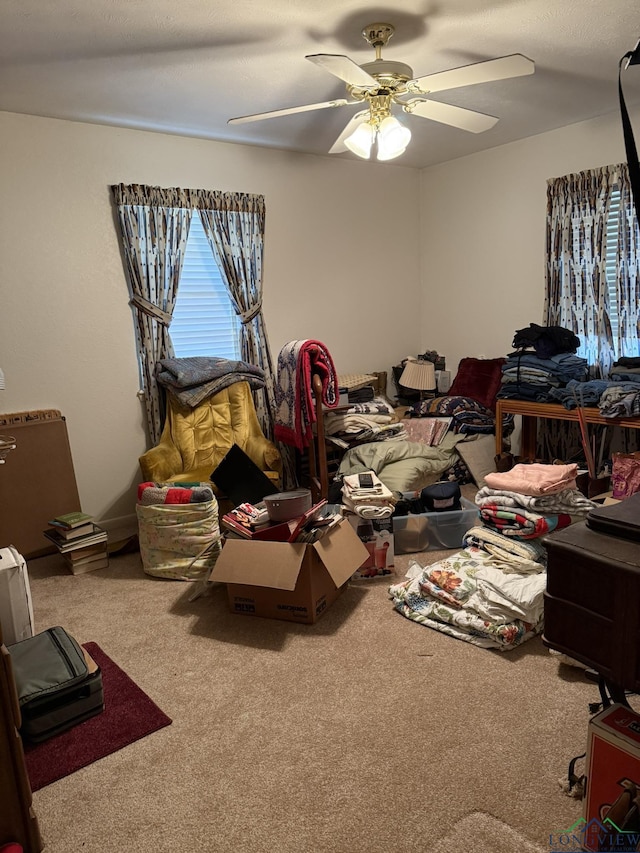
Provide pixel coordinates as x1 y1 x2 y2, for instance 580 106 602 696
392 497 478 554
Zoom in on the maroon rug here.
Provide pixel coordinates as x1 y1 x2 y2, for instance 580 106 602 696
23 642 172 791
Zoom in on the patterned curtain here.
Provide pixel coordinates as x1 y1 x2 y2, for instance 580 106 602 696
111 184 191 445
544 164 619 378
617 165 640 358
194 190 277 440
541 163 640 463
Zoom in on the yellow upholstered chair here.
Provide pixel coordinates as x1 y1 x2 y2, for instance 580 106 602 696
139 381 282 499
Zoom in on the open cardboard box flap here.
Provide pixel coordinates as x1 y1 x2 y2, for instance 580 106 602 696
210 540 306 590
312 518 369 588
210 519 368 591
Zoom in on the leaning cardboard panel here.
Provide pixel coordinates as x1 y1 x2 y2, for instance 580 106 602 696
210 519 369 624
0 410 81 558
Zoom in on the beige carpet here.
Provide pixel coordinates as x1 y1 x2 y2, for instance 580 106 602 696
22 497 598 853
431 812 546 853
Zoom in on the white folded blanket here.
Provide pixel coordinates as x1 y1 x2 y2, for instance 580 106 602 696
342 471 395 504
466 566 547 624
475 485 596 515
342 499 394 519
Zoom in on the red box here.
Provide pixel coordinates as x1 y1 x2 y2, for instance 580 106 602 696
582 703 640 852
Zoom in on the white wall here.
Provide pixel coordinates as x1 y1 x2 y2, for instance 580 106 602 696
419 106 637 377
0 111 421 535
3 104 637 536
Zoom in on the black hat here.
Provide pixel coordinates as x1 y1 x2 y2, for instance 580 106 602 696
420 481 462 513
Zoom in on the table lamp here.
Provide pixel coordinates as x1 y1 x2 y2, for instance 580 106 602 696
399 357 437 402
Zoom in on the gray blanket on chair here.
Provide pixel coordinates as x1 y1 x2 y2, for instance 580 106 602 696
156 357 265 408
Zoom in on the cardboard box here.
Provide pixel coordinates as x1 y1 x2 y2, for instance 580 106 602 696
347 514 395 578
209 518 369 624
392 497 479 554
583 703 640 852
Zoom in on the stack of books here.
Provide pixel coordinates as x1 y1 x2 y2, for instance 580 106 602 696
43 511 109 574
221 500 342 544
221 502 293 541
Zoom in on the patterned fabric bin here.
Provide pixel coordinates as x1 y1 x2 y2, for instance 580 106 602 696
136 499 222 581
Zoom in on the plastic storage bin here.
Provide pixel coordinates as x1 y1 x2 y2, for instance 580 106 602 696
393 497 478 554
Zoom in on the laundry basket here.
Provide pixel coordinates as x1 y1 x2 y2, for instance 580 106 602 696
136 498 222 581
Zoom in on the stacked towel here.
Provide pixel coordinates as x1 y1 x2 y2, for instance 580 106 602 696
475 464 595 540
341 471 397 518
462 526 547 574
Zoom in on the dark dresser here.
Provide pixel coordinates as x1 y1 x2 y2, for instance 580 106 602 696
543 521 640 695
0 622 43 851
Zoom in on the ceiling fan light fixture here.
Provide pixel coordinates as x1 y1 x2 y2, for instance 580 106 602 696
376 116 411 161
344 121 375 159
231 22 536 165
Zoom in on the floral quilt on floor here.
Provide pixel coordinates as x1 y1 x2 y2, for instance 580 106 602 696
388 546 546 651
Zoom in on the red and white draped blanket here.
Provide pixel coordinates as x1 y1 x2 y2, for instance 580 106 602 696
274 339 338 450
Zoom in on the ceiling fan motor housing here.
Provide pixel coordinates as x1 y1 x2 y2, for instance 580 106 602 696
359 59 414 88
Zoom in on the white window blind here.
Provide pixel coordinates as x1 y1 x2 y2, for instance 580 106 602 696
170 212 240 359
605 187 621 358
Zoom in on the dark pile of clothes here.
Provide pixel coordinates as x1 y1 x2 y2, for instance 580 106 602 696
497 324 589 403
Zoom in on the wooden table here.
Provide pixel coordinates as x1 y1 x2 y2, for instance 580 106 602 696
495 398 640 460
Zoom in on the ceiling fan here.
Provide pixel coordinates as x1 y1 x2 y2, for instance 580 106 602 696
228 23 535 162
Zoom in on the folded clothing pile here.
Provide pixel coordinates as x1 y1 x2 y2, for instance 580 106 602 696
324 397 406 445
137 482 215 506
473 462 596 540
341 471 397 518
389 547 545 651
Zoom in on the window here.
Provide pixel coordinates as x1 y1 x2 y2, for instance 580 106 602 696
563 188 624 368
546 165 639 377
170 212 240 359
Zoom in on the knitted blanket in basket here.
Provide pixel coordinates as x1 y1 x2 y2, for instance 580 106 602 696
137 482 215 506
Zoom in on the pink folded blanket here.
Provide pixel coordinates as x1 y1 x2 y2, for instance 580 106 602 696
484 463 578 496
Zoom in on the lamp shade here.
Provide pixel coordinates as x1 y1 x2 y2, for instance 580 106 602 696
344 122 375 159
376 116 411 161
399 358 436 392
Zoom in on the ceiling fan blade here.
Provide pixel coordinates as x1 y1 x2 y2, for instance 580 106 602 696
405 99 499 133
329 110 369 154
228 98 352 124
306 54 378 88
410 54 534 95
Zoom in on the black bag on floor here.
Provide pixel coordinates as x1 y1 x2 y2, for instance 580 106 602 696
8 625 104 743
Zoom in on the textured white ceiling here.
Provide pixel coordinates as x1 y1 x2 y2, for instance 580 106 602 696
2 0 639 168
